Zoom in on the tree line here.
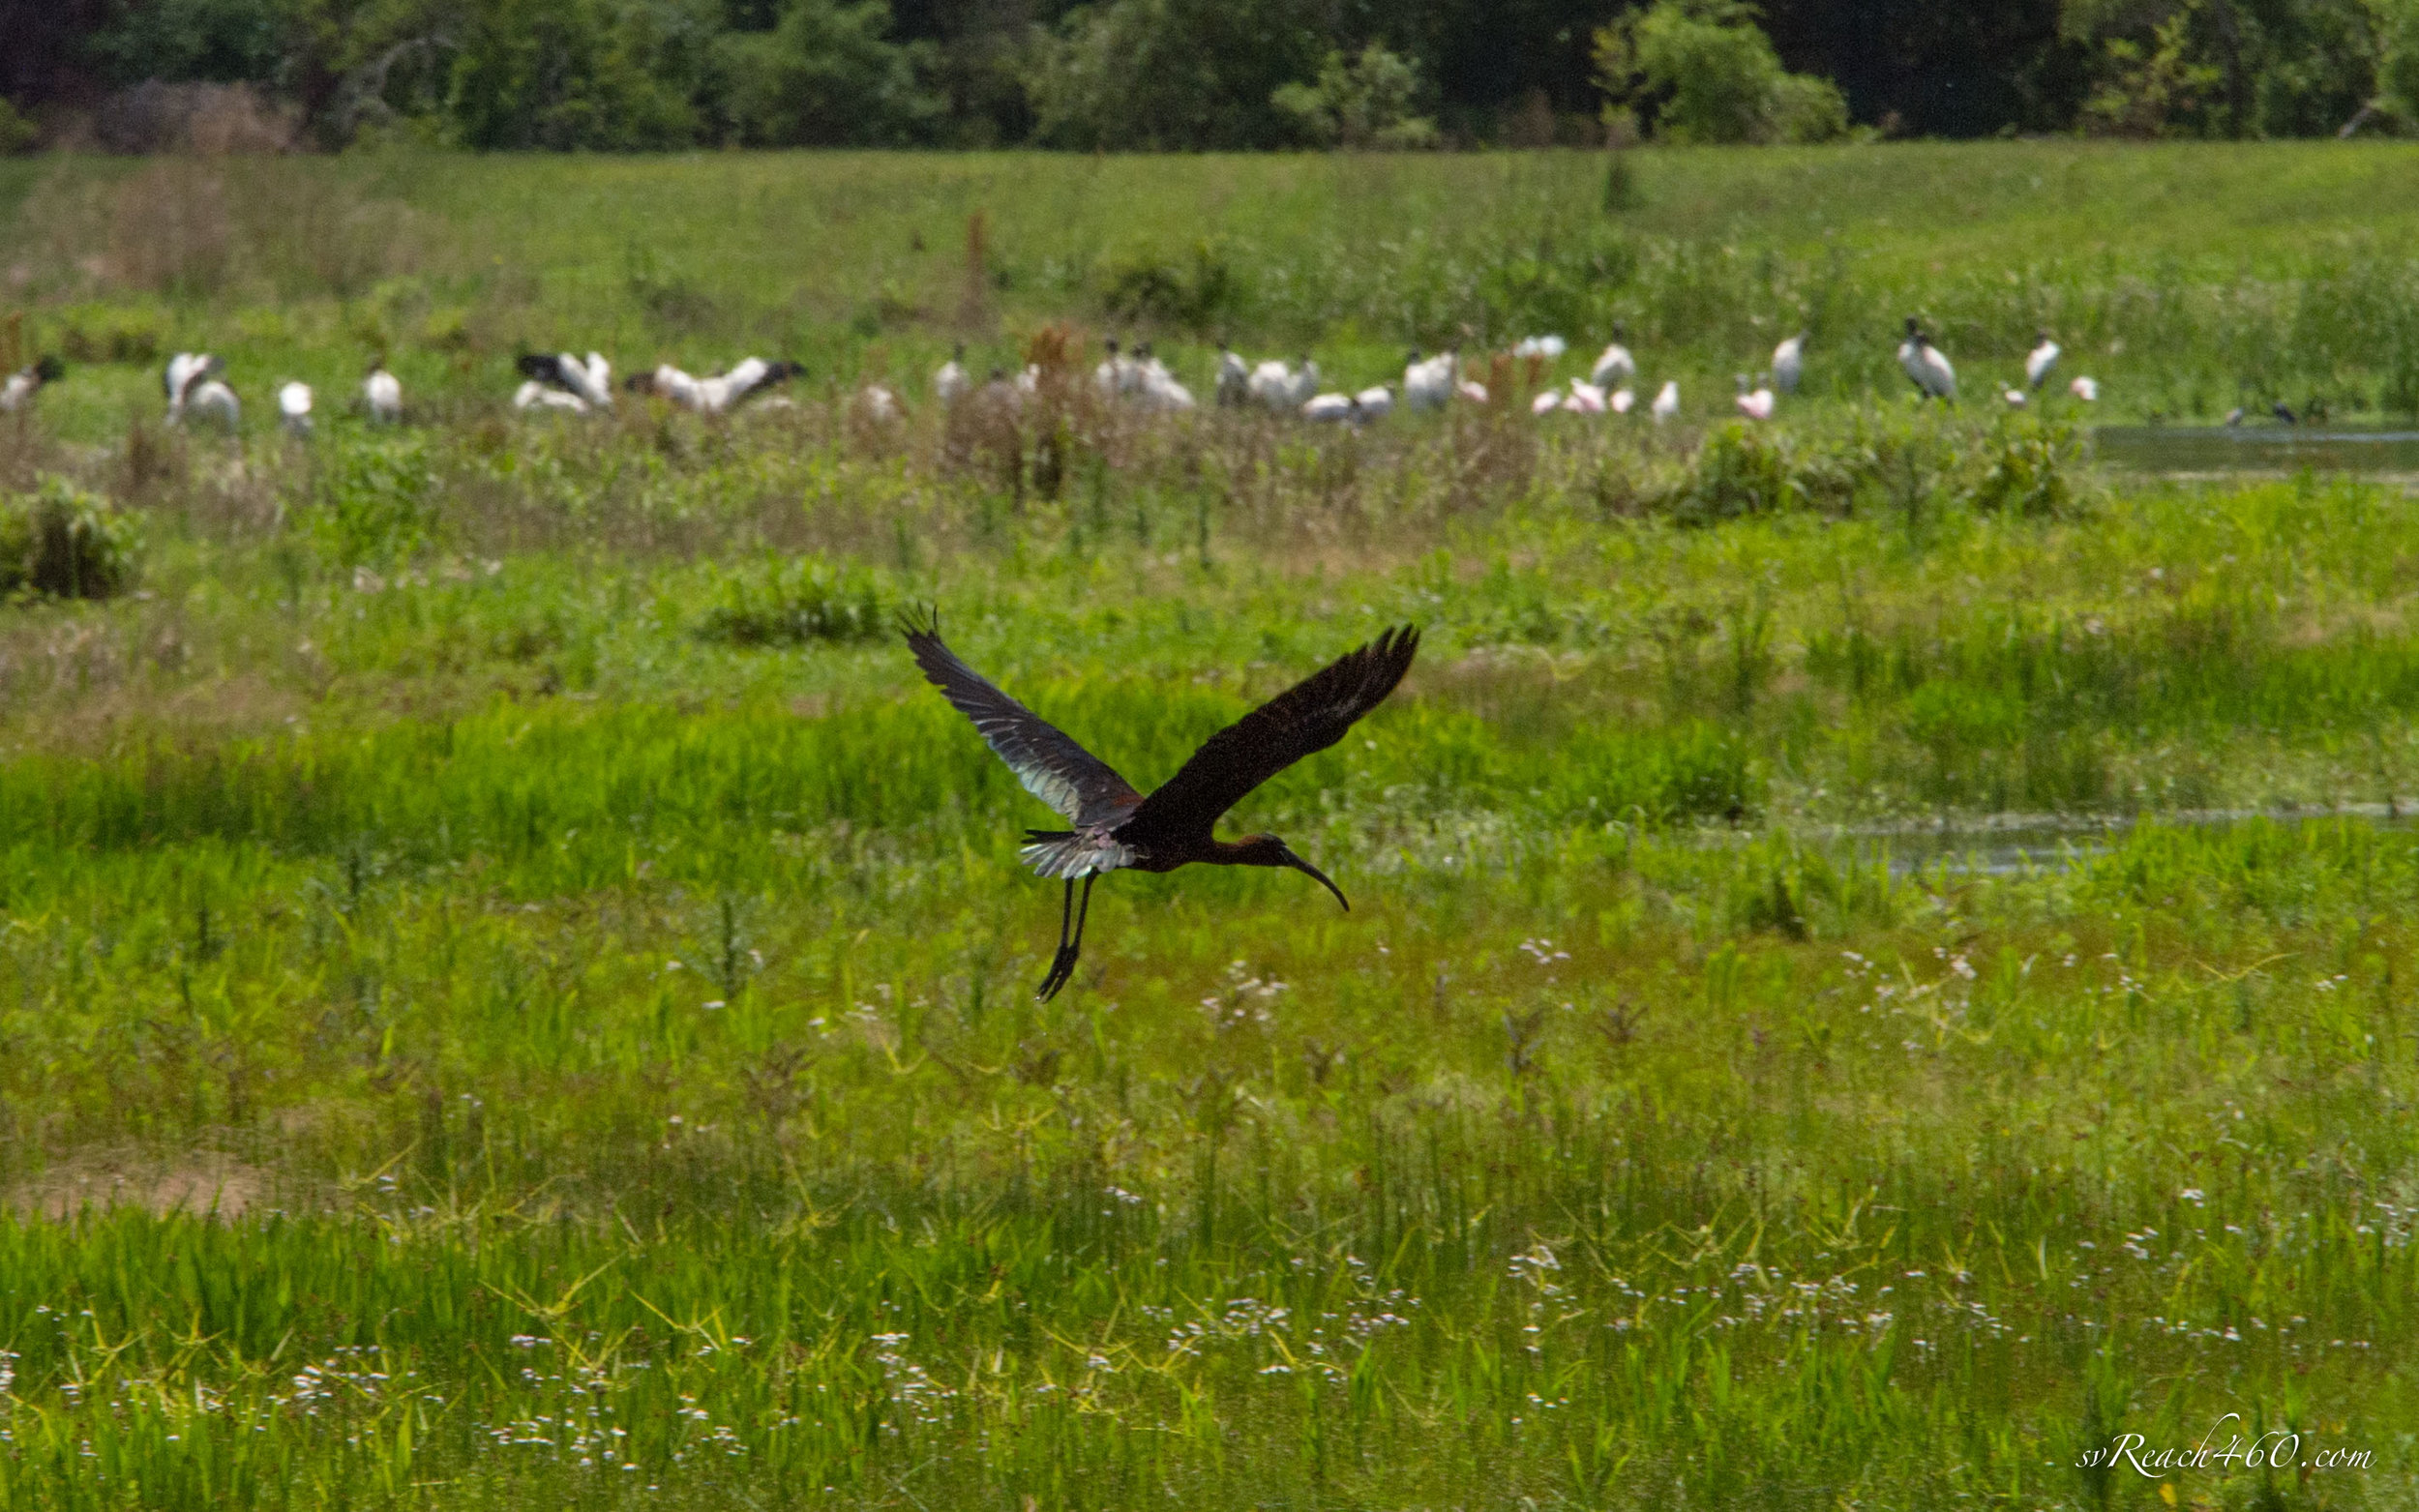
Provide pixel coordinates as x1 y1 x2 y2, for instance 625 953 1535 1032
3 0 2418 153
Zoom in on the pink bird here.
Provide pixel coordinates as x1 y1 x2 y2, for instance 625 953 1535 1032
1734 374 1776 421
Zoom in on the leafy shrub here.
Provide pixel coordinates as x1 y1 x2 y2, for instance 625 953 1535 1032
309 435 439 568
1270 44 1439 149
696 556 886 649
0 478 142 602
1098 240 1240 330
56 305 166 365
1593 0 1850 145
718 0 941 146
1650 410 2093 527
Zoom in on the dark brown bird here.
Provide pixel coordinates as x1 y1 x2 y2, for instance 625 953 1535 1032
904 613 1419 1002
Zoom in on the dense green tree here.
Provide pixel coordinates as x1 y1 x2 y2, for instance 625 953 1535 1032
444 0 718 148
1270 44 1440 148
1594 0 1848 143
1026 0 1322 149
718 0 941 144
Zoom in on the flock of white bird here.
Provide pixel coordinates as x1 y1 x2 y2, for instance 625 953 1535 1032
135 348 805 432
6 321 2104 434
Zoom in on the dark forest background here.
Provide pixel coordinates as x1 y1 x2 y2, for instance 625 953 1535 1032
2 0 2415 152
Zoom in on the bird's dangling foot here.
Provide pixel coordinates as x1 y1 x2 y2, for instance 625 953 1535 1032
1035 875 1095 1003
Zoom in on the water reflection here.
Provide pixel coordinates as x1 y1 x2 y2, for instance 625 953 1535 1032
2094 426 2419 476
1813 803 2419 878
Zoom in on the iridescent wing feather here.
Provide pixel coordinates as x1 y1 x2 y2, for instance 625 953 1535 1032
902 612 1144 830
1120 626 1419 847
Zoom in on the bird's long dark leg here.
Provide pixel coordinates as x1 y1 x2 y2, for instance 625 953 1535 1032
1037 875 1095 1003
1036 877 1075 1001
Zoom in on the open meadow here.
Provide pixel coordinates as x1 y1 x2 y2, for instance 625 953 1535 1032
0 144 2416 1509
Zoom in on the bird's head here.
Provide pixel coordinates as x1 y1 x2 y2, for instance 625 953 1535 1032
766 361 804 385
1903 316 1923 339
620 371 654 394
1235 835 1348 911
515 353 552 379
1105 338 1120 354
33 355 65 385
952 341 967 360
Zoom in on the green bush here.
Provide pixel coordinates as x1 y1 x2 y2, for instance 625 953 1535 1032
718 0 941 146
0 478 141 602
1270 44 1439 149
1593 0 1851 145
695 555 886 649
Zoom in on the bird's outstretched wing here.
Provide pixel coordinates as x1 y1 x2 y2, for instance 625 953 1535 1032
1120 626 1418 845
902 610 1144 829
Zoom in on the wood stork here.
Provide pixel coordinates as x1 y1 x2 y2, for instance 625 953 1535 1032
627 364 702 408
1134 347 1195 411
1897 318 1956 402
1301 392 1356 423
696 358 801 414
934 343 971 405
1591 326 1636 391
1651 380 1679 423
1403 349 1457 413
1214 344 1250 408
0 355 64 413
1772 334 1806 395
1734 374 1775 422
164 353 224 423
362 359 402 423
2271 399 2296 425
1247 359 1295 410
1094 339 1138 398
855 384 903 425
513 381 586 414
2025 331 2061 392
518 352 612 409
1512 335 1568 360
1354 384 1395 421
278 381 314 434
2071 376 2102 404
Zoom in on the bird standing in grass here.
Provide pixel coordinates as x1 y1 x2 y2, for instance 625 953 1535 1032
0 355 64 413
1651 380 1680 423
1734 373 1776 421
2025 331 2061 392
363 358 402 422
278 381 314 434
904 614 1419 1002
1591 327 1637 392
1771 333 1806 395
934 344 971 405
1897 318 1956 402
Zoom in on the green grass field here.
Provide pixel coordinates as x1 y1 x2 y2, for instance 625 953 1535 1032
0 145 2416 1510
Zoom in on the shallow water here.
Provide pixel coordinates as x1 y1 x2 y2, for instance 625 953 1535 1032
2094 425 2419 476
1811 802 2419 877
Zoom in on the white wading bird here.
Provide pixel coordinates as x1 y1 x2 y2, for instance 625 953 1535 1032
2070 375 2101 403
1512 335 1568 360
362 358 402 422
1403 349 1458 413
1897 318 1956 402
1213 343 1250 408
1301 392 1357 423
1734 374 1776 421
165 354 240 428
934 343 971 405
1651 380 1680 423
1354 384 1395 420
518 352 612 409
278 381 314 434
2025 331 2061 392
0 355 64 413
1772 333 1807 395
1591 326 1637 391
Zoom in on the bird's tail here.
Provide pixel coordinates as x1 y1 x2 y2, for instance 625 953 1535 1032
1020 830 1129 879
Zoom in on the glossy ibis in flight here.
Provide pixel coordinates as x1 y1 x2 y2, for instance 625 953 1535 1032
904 613 1419 1002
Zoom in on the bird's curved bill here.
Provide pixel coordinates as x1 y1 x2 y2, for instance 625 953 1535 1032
1283 848 1349 911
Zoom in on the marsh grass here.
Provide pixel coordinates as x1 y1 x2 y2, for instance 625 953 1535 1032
2 146 2419 1509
